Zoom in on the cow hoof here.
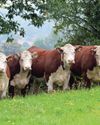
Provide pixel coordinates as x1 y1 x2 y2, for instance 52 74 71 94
48 90 55 93
63 88 70 91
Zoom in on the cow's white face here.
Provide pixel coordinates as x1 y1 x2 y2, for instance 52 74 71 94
20 51 33 71
0 53 7 73
95 46 100 66
60 44 75 67
20 50 38 71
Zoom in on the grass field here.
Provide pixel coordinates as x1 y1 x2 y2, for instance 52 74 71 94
0 87 100 125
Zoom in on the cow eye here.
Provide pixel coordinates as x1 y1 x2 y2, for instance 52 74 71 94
4 60 7 63
64 52 67 55
95 54 98 57
20 59 23 61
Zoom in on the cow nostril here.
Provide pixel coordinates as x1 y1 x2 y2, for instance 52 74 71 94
68 60 74 64
0 68 4 72
24 67 28 70
68 60 71 63
24 67 31 70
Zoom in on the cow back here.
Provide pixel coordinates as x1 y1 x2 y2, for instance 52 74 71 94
71 46 96 75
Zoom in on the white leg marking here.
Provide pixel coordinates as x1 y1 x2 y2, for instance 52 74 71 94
46 78 53 92
63 71 70 90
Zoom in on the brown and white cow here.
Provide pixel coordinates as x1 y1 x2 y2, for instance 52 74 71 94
0 52 10 99
69 45 100 89
7 50 38 97
28 44 76 93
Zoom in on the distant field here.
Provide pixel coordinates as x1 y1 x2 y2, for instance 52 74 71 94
0 87 100 125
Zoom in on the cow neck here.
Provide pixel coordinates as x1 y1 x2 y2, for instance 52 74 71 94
60 56 70 70
60 53 71 70
61 61 65 70
57 50 65 70
60 52 69 70
19 67 30 78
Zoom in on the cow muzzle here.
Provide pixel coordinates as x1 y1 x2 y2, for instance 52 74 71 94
67 60 75 64
0 68 5 73
24 66 31 71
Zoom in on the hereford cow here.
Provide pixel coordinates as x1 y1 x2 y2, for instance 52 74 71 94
69 45 100 89
0 52 10 99
28 44 76 93
8 50 38 97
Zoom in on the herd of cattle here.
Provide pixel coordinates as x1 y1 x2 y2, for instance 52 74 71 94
0 44 100 99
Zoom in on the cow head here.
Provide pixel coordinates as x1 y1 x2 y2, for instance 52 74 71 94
57 44 76 68
0 52 7 73
93 46 100 66
19 50 38 71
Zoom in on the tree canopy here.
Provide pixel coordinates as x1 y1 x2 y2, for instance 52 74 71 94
46 0 100 45
0 0 47 36
0 0 100 45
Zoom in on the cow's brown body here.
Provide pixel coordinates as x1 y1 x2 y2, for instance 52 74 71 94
7 54 30 97
28 46 63 80
70 46 97 88
28 45 76 93
7 55 21 97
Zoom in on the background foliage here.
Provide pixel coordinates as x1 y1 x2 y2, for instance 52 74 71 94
0 0 100 45
46 0 100 45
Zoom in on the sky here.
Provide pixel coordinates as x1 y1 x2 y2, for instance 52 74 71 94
0 8 54 45
0 20 54 45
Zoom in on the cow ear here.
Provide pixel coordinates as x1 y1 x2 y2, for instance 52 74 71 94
32 52 38 58
6 55 12 61
56 47 64 54
14 53 20 60
91 48 95 52
75 45 82 52
91 48 96 55
91 46 97 52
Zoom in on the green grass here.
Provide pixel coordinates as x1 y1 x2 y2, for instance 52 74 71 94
0 87 100 125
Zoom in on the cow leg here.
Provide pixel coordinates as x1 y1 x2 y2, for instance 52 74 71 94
26 76 34 94
46 75 53 92
9 80 15 98
21 86 27 97
1 91 6 99
63 71 70 90
84 75 91 89
9 85 14 98
46 81 53 92
69 74 74 89
33 80 40 94
86 79 91 89
1 84 8 99
45 74 53 92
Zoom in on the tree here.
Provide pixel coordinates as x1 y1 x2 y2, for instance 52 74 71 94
1 0 100 45
45 0 100 45
0 0 47 36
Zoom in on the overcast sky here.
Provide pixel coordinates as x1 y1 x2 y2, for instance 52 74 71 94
0 8 54 45
0 20 54 45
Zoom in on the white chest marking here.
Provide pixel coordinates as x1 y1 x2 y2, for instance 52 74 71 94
46 66 71 92
87 67 100 81
49 66 70 85
11 71 30 89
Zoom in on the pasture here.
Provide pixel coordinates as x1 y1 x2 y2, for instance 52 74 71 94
0 87 100 125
